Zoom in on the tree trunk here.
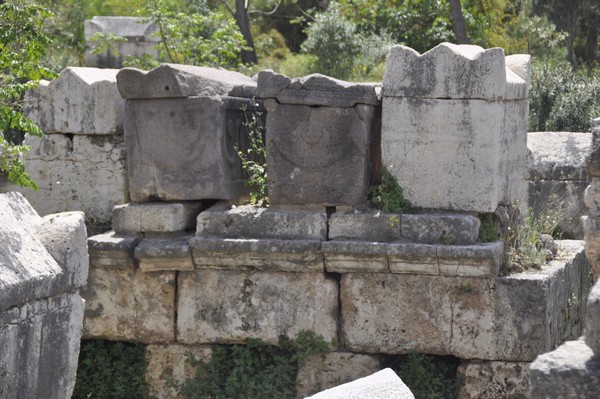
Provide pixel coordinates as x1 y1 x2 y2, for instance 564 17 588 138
235 0 257 64
449 0 470 44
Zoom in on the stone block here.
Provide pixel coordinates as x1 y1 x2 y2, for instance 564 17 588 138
81 268 175 343
145 344 212 399
401 213 480 244
306 368 415 399
322 241 388 273
257 70 380 107
585 280 600 354
296 353 382 398
124 96 260 202
436 241 504 277
588 128 600 178
583 216 600 281
457 360 530 399
381 97 527 212
266 101 379 207
177 270 338 345
341 241 591 360
190 237 324 272
135 235 194 272
0 292 84 399
117 64 256 99
383 43 529 100
113 202 203 234
527 132 591 181
584 179 600 218
387 243 439 275
328 212 401 242
5 133 128 225
196 203 327 240
530 338 600 399
25 67 124 134
88 231 140 269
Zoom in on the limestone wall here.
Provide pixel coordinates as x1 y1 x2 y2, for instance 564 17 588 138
0 192 88 399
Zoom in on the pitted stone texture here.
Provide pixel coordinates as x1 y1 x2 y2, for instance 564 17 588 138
306 368 415 399
125 96 258 202
25 67 124 134
197 203 327 240
587 127 600 178
190 237 324 272
401 213 480 244
5 133 127 225
530 338 600 399
81 268 175 343
585 280 600 354
527 132 591 181
583 216 600 281
296 353 382 398
328 212 402 242
117 64 256 99
323 241 388 273
0 292 84 399
145 344 212 399
257 70 380 107
177 270 338 345
342 241 590 360
135 235 194 272
436 241 504 277
113 202 203 234
88 231 140 269
382 97 527 212
585 180 600 218
383 43 529 100
386 243 439 275
457 360 530 399
266 102 378 207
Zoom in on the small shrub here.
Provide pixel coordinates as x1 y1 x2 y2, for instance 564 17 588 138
237 104 268 207
73 339 149 399
478 213 499 242
369 167 412 213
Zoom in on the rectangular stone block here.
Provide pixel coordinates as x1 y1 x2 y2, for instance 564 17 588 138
381 97 527 212
135 235 194 272
401 213 480 245
436 242 504 277
177 270 338 345
81 268 175 343
458 360 530 399
341 241 591 361
125 96 260 202
322 241 388 273
113 202 203 234
266 101 379 207
386 243 439 275
196 203 327 240
190 237 324 272
88 231 140 269
328 212 402 242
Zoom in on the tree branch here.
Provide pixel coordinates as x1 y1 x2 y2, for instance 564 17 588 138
218 0 235 18
249 0 282 16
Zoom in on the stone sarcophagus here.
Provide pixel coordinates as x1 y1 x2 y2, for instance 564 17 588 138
258 71 381 208
117 64 262 202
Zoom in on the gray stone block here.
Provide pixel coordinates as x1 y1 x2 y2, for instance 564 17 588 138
257 70 380 107
328 212 401 242
387 243 439 275
401 213 480 244
527 132 591 181
588 128 600 178
306 368 415 399
190 237 324 272
88 231 140 269
458 360 530 399
124 96 260 202
135 235 194 272
177 270 338 345
585 280 600 354
266 101 378 207
436 241 504 277
117 64 256 99
530 338 600 399
113 202 203 234
322 241 388 273
196 203 327 240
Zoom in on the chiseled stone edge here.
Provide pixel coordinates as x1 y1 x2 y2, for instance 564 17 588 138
88 231 141 269
135 234 194 272
322 241 388 273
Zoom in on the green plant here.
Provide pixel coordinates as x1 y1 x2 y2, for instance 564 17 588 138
73 339 149 399
89 32 127 57
441 234 457 245
458 282 473 293
237 104 268 207
369 167 412 213
478 213 499 242
384 352 461 399
176 330 335 399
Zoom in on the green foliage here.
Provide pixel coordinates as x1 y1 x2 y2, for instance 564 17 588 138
529 60 600 132
369 167 412 213
237 105 268 207
478 213 498 242
89 32 127 57
384 352 461 399
0 1 56 189
73 339 150 399
176 330 335 399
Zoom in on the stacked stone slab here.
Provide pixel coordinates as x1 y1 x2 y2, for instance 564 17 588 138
382 43 530 212
527 132 591 239
257 71 381 208
85 16 160 68
1 67 128 229
0 192 88 399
